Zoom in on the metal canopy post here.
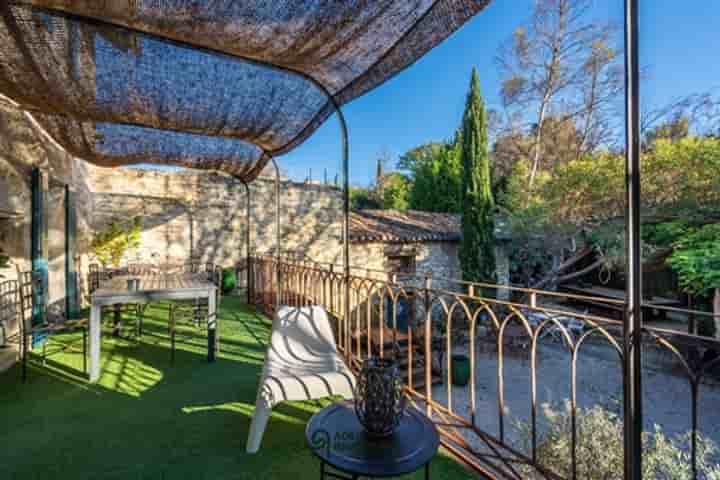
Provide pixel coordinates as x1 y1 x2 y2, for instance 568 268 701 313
333 102 350 356
623 0 643 479
270 157 281 312
237 178 252 304
64 184 79 319
30 167 48 332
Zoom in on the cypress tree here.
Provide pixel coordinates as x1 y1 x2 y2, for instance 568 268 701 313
459 68 496 282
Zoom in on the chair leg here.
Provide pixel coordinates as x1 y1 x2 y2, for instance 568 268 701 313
22 331 28 383
138 305 144 338
82 327 87 374
42 340 47 366
246 400 273 453
170 327 176 364
170 305 176 365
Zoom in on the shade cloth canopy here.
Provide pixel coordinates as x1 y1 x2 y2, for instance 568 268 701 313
1 1 490 181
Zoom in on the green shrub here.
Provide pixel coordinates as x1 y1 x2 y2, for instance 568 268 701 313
667 223 720 298
90 217 142 267
516 401 720 479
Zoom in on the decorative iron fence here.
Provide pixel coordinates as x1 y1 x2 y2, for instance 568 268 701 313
248 254 720 480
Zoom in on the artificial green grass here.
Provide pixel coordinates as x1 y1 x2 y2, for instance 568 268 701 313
1 296 473 479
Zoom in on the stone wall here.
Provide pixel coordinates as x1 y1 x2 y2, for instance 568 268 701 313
348 241 461 292
0 99 94 362
341 241 461 332
86 166 343 270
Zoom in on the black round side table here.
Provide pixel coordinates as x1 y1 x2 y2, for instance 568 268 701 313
306 401 439 480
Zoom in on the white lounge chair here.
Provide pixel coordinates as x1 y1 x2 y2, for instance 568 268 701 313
246 306 356 453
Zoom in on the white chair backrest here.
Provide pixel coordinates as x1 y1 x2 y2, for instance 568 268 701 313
267 306 341 368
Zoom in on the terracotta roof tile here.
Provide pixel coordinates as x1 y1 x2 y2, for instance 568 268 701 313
350 209 461 243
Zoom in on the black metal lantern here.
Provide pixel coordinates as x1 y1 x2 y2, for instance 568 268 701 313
354 357 406 438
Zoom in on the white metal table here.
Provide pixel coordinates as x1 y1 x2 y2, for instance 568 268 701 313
89 273 218 383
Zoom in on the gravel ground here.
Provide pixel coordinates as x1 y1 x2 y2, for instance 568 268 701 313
427 335 720 467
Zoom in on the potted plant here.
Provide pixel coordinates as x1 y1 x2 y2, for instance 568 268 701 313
433 310 472 387
0 250 9 269
451 354 471 386
221 268 237 294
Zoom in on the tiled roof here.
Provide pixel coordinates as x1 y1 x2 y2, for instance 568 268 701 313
350 209 461 243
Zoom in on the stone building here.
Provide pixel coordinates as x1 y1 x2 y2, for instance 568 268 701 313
349 209 462 291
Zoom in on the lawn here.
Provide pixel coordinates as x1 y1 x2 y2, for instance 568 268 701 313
1 296 473 479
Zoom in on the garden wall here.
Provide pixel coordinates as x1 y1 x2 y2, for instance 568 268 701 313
86 166 344 271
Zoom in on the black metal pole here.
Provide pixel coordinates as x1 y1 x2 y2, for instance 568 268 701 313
271 157 281 311
334 103 350 356
239 179 252 305
623 1 643 479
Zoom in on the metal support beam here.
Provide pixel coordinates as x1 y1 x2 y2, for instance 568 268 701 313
64 184 79 319
30 168 48 334
332 102 350 356
270 157 282 312
623 1 643 479
239 178 252 305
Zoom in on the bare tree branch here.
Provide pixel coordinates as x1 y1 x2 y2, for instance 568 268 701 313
495 0 622 184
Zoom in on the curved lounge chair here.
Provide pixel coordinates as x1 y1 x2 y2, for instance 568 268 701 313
246 306 356 453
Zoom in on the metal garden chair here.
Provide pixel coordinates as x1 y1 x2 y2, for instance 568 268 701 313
89 263 146 339
168 261 221 363
18 271 87 382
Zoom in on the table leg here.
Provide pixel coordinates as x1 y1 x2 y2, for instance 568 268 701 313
320 460 325 480
89 304 101 382
207 288 217 362
112 304 121 337
426 461 430 480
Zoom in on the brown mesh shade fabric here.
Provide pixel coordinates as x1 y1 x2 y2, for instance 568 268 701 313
28 113 267 178
2 1 490 180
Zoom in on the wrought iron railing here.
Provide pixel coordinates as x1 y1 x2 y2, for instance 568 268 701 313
248 254 720 479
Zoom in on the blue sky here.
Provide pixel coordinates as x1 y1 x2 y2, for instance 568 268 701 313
278 0 720 186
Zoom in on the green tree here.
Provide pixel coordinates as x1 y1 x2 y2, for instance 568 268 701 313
380 172 410 210
667 223 720 337
399 140 462 213
349 186 381 210
373 148 391 203
643 115 690 149
542 137 720 225
497 0 622 189
435 131 463 213
459 69 496 282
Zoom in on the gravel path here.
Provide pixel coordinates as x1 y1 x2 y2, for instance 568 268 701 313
428 337 720 464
